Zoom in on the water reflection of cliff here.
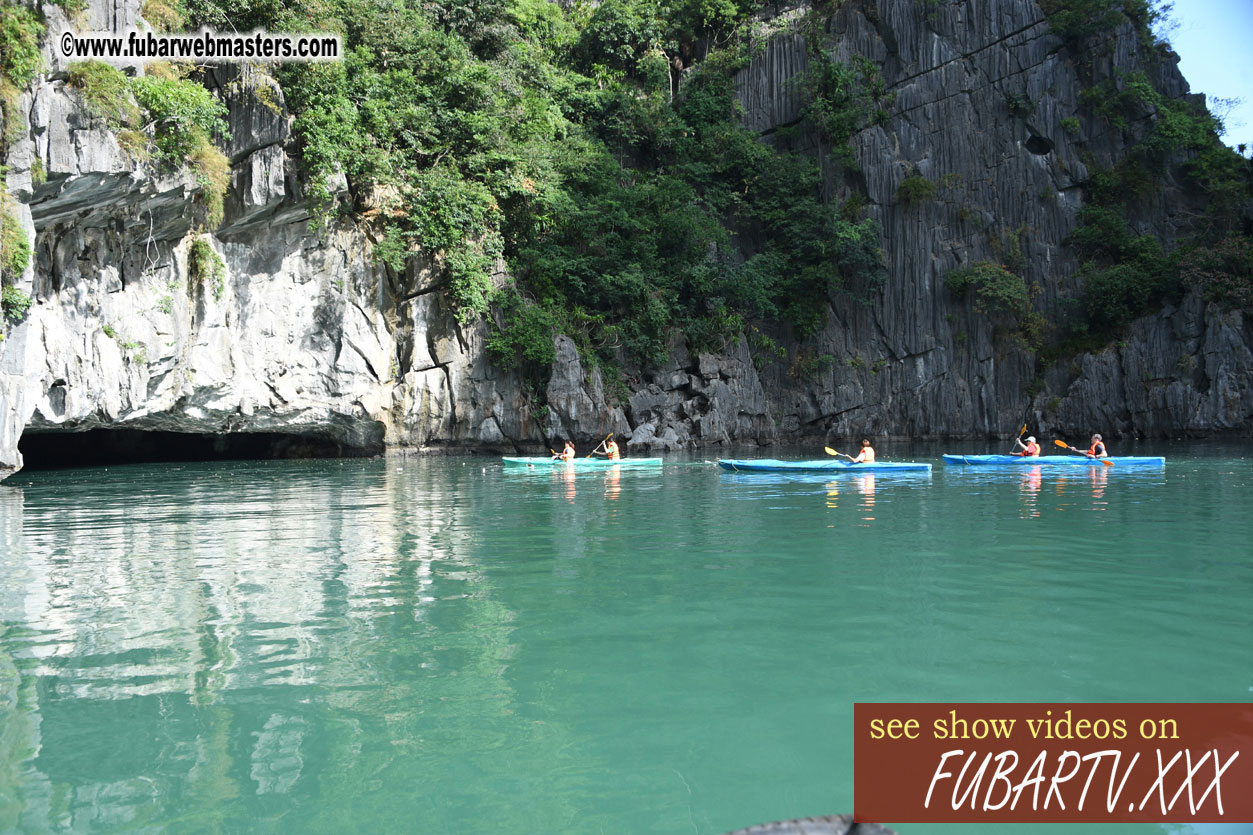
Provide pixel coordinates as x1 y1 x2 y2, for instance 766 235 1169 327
0 460 579 830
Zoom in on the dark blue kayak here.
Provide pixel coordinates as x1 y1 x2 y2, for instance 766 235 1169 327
942 454 1165 466
717 458 932 473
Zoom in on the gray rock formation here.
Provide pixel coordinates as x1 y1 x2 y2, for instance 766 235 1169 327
2 0 1250 480
730 0 1251 442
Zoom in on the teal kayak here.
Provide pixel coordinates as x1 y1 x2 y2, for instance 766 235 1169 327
717 459 931 473
942 454 1165 466
502 456 663 468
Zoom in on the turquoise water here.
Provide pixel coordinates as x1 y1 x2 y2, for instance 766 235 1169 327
1 443 1251 834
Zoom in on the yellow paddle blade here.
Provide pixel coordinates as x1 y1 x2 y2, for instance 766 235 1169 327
1053 439 1070 448
824 446 840 457
1019 425 1028 436
1101 459 1114 467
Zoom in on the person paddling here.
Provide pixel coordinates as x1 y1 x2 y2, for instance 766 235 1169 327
591 435 621 460
553 441 576 462
1014 435 1041 457
850 439 875 463
1062 434 1107 458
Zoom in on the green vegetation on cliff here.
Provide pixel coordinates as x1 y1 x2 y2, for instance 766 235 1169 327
164 0 884 380
1042 0 1253 339
1 185 33 327
0 4 44 148
63 60 232 226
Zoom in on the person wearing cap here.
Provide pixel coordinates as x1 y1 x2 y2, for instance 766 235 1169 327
1014 435 1041 457
1086 434 1107 458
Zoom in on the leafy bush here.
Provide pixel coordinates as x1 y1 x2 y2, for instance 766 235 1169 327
1 5 45 146
1081 263 1157 330
574 0 663 77
1040 0 1165 51
1179 235 1253 311
1 191 31 278
130 75 230 225
0 4 44 86
141 0 185 31
486 289 558 370
68 61 142 129
1 285 33 322
1004 91 1033 118
189 236 226 299
896 174 937 206
1069 205 1133 256
130 75 230 160
49 0 89 12
187 0 888 373
945 261 1031 317
1078 234 1177 332
798 53 892 164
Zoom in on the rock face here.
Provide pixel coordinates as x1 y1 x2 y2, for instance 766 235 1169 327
1 0 1250 480
728 0 1251 443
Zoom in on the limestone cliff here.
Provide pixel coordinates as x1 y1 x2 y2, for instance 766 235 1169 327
726 0 1251 442
1 0 1249 480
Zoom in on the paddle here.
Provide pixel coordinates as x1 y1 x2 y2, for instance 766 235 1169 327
587 433 612 458
1009 424 1028 454
1053 439 1114 466
824 446 856 462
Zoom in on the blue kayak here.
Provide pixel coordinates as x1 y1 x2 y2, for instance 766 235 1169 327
942 454 1165 466
717 458 932 473
502 456 662 468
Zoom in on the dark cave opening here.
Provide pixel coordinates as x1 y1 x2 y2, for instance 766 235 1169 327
18 429 370 471
1025 134 1054 156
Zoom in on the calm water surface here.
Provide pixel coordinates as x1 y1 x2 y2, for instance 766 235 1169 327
1 442 1251 834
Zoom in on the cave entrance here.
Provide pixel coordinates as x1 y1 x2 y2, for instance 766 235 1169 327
1025 134 1054 156
17 428 370 471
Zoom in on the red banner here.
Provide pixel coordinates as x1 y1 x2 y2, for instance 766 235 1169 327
854 703 1253 823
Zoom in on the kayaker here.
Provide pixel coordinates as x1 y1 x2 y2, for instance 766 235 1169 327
1014 436 1041 457
851 439 876 463
591 435 621 460
554 441 576 462
1086 434 1107 458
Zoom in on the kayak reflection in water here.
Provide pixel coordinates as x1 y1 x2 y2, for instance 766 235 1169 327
858 475 876 524
1090 466 1108 508
1021 466 1042 518
605 465 621 500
